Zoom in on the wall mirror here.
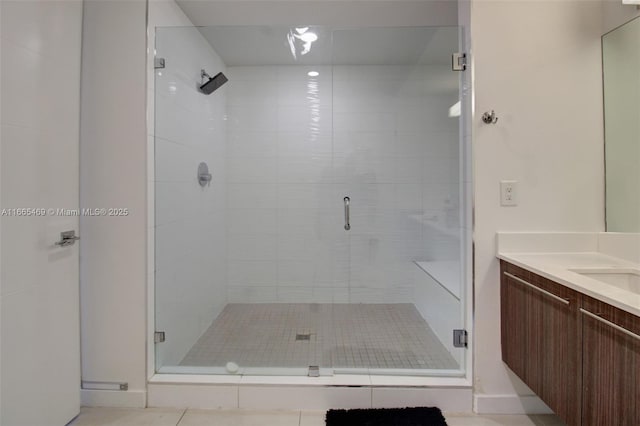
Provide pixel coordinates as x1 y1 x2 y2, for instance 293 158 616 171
602 16 640 232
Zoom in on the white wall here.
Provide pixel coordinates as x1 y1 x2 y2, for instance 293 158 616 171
80 0 148 408
153 26 228 367
602 0 640 33
224 62 460 304
471 0 605 414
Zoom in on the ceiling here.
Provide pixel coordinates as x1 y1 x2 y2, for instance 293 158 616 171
197 25 459 66
175 0 458 29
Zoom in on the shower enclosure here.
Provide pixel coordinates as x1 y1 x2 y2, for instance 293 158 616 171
153 25 470 378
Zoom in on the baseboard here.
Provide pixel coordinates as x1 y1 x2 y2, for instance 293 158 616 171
148 382 473 412
81 389 147 408
81 387 543 414
474 394 553 415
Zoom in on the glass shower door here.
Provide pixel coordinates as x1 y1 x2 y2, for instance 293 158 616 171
331 27 466 374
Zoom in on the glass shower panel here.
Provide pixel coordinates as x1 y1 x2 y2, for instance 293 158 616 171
153 26 230 373
154 25 344 375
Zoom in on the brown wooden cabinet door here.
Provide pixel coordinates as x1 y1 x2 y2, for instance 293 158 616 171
501 261 581 426
501 262 528 381
581 296 640 426
525 273 581 426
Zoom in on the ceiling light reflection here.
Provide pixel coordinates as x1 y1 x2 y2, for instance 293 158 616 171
299 32 318 43
287 27 319 59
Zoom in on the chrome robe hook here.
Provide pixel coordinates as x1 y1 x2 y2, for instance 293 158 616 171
482 110 498 124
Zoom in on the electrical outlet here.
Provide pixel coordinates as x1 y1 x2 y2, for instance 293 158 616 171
500 180 518 206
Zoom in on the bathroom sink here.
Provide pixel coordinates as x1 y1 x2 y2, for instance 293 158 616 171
569 268 640 295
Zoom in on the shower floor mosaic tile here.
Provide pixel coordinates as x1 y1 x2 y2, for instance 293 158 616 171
180 303 458 370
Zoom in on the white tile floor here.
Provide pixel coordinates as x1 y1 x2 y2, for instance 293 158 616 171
70 408 565 426
180 303 458 370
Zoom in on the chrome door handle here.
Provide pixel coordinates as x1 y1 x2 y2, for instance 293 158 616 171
580 308 640 341
503 272 570 305
55 230 80 247
198 172 212 186
344 197 350 231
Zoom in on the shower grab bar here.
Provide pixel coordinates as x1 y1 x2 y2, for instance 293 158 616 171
580 308 640 341
344 197 350 231
503 272 570 305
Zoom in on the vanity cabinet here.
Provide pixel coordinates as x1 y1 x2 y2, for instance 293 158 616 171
581 296 640 425
500 262 582 426
500 260 640 426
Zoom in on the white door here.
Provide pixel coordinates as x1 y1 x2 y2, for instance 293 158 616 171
0 1 83 424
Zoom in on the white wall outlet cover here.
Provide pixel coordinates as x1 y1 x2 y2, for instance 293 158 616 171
500 180 518 206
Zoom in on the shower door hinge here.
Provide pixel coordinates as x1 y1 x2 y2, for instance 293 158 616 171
452 53 467 71
308 366 320 377
453 329 468 348
154 57 166 69
154 331 166 343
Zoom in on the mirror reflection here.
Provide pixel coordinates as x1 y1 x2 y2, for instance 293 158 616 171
603 16 640 232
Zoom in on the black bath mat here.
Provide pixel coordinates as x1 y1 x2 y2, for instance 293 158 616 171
325 407 448 426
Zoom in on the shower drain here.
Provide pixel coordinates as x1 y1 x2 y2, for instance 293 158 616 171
295 333 311 341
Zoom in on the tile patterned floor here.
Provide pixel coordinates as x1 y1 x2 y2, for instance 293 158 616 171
179 303 458 370
71 408 566 426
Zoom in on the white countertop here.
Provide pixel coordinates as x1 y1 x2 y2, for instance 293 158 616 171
497 251 640 317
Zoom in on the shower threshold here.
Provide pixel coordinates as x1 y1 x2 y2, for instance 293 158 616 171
147 372 473 411
156 365 465 378
148 304 470 410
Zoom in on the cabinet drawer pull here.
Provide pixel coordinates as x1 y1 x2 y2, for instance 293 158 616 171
580 308 640 341
503 272 570 305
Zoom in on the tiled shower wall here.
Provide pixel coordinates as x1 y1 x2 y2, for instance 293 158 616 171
224 63 460 304
154 27 228 366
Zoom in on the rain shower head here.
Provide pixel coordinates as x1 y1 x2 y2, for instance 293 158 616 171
199 70 228 95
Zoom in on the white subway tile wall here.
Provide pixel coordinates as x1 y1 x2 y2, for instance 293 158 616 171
224 64 461 304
